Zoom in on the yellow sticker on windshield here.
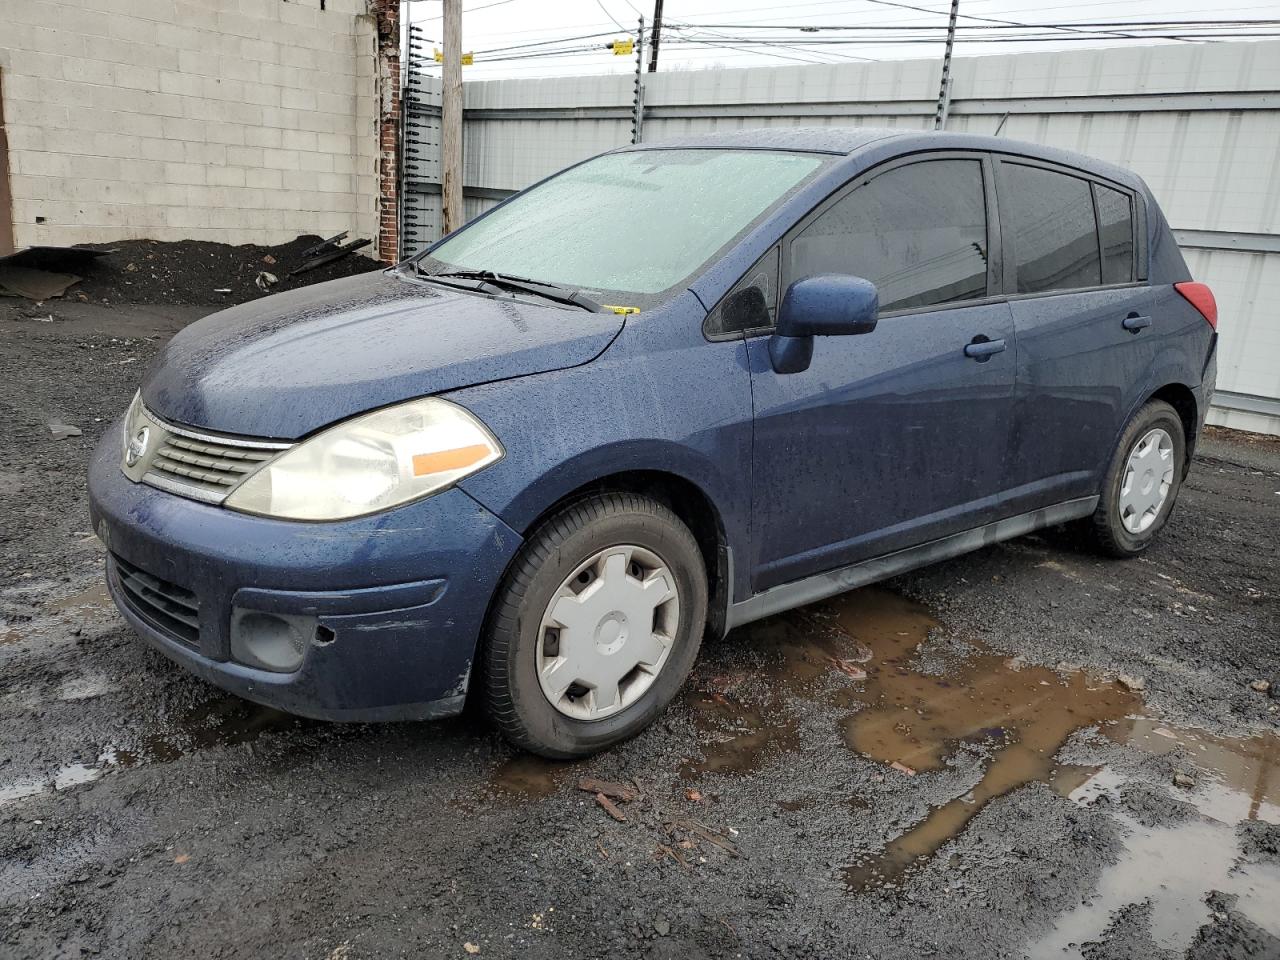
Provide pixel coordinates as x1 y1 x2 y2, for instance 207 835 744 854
603 304 640 315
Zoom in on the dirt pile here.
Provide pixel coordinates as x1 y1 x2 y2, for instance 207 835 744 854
61 236 382 305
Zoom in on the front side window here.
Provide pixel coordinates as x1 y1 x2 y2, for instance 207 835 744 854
1003 163 1101 294
789 159 989 313
419 149 825 304
706 246 780 337
1096 184 1135 284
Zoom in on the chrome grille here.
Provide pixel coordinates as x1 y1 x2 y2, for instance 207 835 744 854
120 396 291 506
111 554 200 647
150 433 278 499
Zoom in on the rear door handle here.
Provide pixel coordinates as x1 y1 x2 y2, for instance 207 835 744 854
964 337 1007 361
1123 313 1153 333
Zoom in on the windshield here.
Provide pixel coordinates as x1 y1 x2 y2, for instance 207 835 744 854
418 149 825 304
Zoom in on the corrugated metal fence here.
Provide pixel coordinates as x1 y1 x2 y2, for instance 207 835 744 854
402 39 1280 434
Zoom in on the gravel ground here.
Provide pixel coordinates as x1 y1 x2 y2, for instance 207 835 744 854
1 293 1277 960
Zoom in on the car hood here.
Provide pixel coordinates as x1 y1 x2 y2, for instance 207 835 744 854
140 271 625 439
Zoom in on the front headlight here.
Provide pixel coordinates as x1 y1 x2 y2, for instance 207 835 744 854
223 397 503 521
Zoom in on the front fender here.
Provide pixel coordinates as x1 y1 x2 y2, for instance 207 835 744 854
451 297 755 601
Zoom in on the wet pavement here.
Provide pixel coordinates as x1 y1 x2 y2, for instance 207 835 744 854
2 302 1279 959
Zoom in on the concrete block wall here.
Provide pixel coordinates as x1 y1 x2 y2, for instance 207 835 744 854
0 0 389 256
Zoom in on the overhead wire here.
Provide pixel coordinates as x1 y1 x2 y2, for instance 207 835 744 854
593 0 630 32
405 3 1280 75
665 20 882 62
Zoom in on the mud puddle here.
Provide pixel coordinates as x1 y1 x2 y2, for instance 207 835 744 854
47 581 111 615
1028 720 1280 957
683 586 1280 914
487 753 577 799
837 591 1140 891
111 695 301 765
682 604 874 779
0 696 301 808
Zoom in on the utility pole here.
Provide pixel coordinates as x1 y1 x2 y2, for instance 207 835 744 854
647 0 664 73
933 0 959 130
441 0 463 235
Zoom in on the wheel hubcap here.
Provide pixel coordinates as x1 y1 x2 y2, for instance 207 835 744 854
536 545 680 721
1118 427 1175 534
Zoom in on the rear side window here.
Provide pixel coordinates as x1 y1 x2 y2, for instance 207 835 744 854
1096 184 1135 284
790 159 988 312
1003 163 1101 294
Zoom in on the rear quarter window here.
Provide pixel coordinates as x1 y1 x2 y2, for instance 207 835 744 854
1096 184 1135 284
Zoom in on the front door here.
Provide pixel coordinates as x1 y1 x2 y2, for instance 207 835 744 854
747 154 1016 593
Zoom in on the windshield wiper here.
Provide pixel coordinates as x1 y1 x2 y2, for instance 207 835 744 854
428 269 605 313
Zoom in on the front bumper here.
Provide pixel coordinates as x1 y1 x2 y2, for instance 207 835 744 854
88 429 522 721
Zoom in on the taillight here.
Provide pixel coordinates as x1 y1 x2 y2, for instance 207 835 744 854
1174 281 1217 330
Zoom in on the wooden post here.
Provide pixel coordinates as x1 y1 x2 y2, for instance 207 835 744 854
441 0 463 235
647 0 664 73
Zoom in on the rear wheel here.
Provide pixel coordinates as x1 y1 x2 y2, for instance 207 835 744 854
1084 400 1186 557
483 492 707 758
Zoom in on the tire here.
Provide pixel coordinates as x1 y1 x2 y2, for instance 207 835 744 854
483 492 708 758
1084 400 1186 558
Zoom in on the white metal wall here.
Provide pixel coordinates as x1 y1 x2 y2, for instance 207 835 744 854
418 40 1280 433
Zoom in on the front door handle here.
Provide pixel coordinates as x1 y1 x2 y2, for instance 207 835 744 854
1123 313 1153 333
963 336 1007 361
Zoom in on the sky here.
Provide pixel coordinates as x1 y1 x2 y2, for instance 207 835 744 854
401 0 1280 81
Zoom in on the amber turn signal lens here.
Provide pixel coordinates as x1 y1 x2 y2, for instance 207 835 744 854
412 444 494 477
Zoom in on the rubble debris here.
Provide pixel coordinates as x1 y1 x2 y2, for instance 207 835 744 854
1173 771 1196 789
890 760 917 777
0 246 116 300
577 777 637 803
463 942 480 955
255 270 278 292
48 424 82 440
828 657 868 680
0 245 112 271
595 792 627 822
655 843 691 871
1117 673 1145 692
667 817 742 858
289 231 373 276
0 264 81 300
685 789 704 803
1249 679 1271 693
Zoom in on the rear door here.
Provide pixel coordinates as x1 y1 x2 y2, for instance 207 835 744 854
746 154 1017 592
995 159 1154 512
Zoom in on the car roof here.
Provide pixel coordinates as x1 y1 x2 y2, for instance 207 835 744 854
625 126 1142 191
625 126 905 155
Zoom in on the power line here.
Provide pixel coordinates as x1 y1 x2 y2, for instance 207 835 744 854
678 18 1280 29
416 0 521 18
594 0 629 32
667 21 881 62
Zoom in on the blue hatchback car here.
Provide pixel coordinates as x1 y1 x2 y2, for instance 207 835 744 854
89 128 1218 757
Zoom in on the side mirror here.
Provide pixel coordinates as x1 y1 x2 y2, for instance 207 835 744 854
769 274 879 374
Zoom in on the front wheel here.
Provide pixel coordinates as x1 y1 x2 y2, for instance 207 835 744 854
1084 399 1186 557
482 492 708 758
